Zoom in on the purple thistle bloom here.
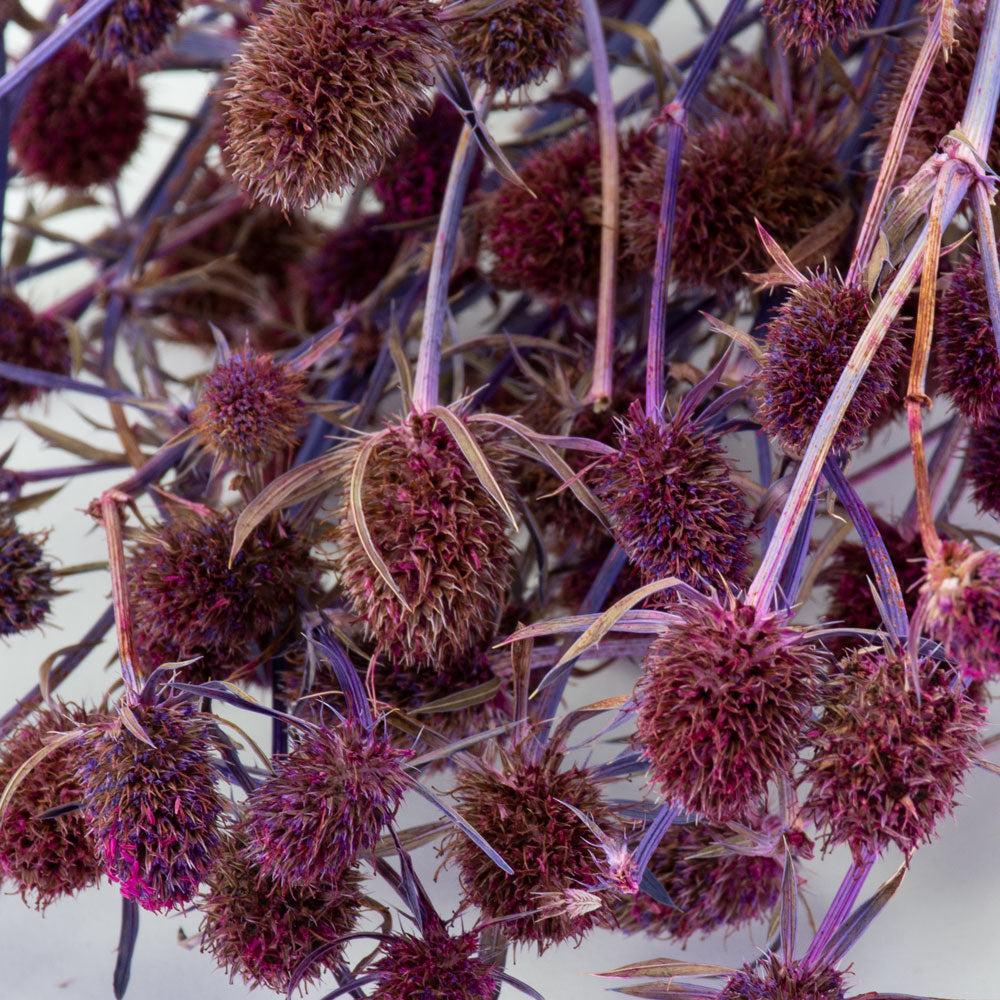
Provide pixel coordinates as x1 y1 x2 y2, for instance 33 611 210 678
0 291 71 414
0 514 55 636
966 413 1000 517
720 956 847 1000
372 927 499 999
67 0 185 65
762 0 877 60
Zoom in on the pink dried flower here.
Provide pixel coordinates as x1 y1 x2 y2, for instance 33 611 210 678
752 273 905 457
720 956 848 1000
76 700 225 912
636 596 825 823
593 401 755 593
223 0 447 211
242 721 410 886
0 514 56 636
966 413 1000 517
372 927 499 999
0 291 71 414
68 0 184 64
802 646 983 859
200 825 364 993
0 703 104 910
192 349 306 467
763 0 876 59
11 44 146 188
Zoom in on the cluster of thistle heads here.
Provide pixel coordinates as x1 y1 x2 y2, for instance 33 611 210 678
2 0 1000 997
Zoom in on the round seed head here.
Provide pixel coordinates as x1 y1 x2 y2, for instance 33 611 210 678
0 514 56 636
11 44 146 188
763 0 877 60
636 596 825 823
222 0 448 211
0 292 71 414
720 956 848 1000
68 0 184 64
966 413 1000 517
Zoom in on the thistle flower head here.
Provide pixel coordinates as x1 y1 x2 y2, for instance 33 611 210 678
762 0 877 59
637 595 825 823
11 44 146 188
0 514 56 636
372 927 499 1000
448 0 579 93
935 249 1000 426
751 273 906 457
335 411 515 672
76 699 225 911
618 822 783 940
192 349 306 467
919 540 1000 680
242 720 411 886
802 646 983 859
200 825 364 993
966 413 1000 517
445 745 622 949
621 115 841 294
222 0 447 211
593 401 755 593
720 956 848 1000
0 703 104 910
69 0 184 65
0 292 71 414
128 509 316 682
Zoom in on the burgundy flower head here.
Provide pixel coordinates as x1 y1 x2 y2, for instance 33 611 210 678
966 413 1000 517
372 927 498 1000
720 956 848 1000
0 291 71 414
0 514 55 636
76 699 225 911
0 703 104 910
763 0 876 59
12 44 146 188
752 273 905 457
803 646 983 859
68 0 184 64
637 595 825 823
243 721 411 886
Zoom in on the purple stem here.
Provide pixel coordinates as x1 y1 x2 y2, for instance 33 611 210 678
777 488 816 609
0 360 158 408
802 852 877 970
972 181 1000 359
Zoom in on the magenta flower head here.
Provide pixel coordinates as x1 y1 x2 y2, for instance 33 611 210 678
935 249 1000 426
0 513 56 636
720 956 847 1000
0 703 105 910
637 594 825 823
802 645 983 859
68 0 184 65
335 411 515 672
966 413 1000 517
594 401 755 593
242 720 411 886
762 0 876 60
0 291 71 414
752 273 905 457
192 348 306 467
618 821 783 941
444 743 622 950
199 824 364 993
76 699 225 911
11 44 146 189
223 0 447 211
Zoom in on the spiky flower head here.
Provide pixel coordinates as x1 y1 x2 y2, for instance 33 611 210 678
222 0 448 211
242 720 411 886
0 514 56 636
618 822 782 941
0 292 71 415
335 412 515 672
966 413 1000 517
373 97 479 222
621 115 841 294
593 401 755 593
751 273 905 457
935 249 1000 426
11 44 146 188
919 539 1000 680
128 509 316 682
200 825 364 993
448 0 579 93
637 596 825 823
76 699 225 911
762 0 876 59
0 703 104 910
720 956 847 1000
68 0 184 65
445 744 622 949
802 646 983 859
372 927 499 1000
192 349 306 467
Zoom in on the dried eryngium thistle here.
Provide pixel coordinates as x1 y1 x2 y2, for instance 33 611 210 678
223 0 448 211
76 699 225 912
802 645 983 859
192 348 306 467
637 595 825 823
966 413 1000 517
762 0 877 59
68 0 184 65
0 512 56 636
242 720 410 886
0 703 105 910
335 411 515 672
751 272 905 457
199 825 364 993
720 955 848 1000
0 292 71 414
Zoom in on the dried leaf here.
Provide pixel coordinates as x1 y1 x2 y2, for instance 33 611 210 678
21 418 130 464
597 958 735 980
